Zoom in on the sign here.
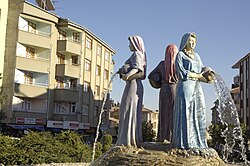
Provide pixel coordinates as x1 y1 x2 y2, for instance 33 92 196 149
24 118 36 124
79 123 90 129
47 120 63 128
16 117 45 125
63 121 79 130
46 120 90 130
16 117 25 124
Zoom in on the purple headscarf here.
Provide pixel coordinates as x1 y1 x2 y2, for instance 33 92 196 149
164 44 178 84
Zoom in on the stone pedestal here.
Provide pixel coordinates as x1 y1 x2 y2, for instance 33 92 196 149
91 142 225 166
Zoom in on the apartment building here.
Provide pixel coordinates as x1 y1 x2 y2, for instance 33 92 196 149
0 0 116 138
142 107 159 136
232 52 250 129
0 0 8 85
231 75 241 118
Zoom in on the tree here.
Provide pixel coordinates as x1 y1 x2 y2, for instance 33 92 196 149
208 123 226 148
142 120 156 142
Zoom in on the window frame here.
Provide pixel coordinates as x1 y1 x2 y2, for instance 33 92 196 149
86 37 92 49
84 59 91 71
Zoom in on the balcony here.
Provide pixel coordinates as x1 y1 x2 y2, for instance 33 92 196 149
56 64 80 78
18 30 51 49
14 83 48 99
23 2 57 22
54 89 79 102
16 56 49 73
57 39 81 55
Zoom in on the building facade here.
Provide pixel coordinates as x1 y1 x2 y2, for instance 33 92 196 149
142 107 159 136
231 75 241 119
232 52 250 129
0 0 116 138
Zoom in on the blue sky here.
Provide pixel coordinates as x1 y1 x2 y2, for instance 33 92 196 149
29 0 250 126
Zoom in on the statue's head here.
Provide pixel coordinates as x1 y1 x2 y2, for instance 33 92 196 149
179 32 197 52
128 35 145 55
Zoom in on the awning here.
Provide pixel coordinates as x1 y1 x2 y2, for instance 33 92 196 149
45 128 84 133
45 127 62 132
8 125 45 131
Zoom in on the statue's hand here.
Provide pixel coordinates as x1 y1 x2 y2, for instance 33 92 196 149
207 79 215 84
188 72 202 79
121 73 129 81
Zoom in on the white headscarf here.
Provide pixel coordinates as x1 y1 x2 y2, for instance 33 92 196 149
128 35 147 65
128 35 147 78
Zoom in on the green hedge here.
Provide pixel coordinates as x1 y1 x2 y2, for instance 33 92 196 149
0 131 92 165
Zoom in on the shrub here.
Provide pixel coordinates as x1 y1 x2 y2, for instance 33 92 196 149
94 142 103 159
101 134 112 153
142 121 156 142
0 130 92 165
0 135 22 165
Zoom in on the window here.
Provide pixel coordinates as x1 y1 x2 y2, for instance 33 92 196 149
82 105 88 115
71 55 78 65
56 77 64 89
28 21 36 33
22 99 31 111
105 50 110 61
70 79 77 90
24 72 33 85
58 29 66 40
95 85 100 96
104 69 109 80
85 59 91 71
83 81 90 92
97 45 102 56
73 32 80 43
96 65 101 76
86 37 92 49
54 102 68 114
54 102 62 113
57 53 65 64
69 102 77 114
26 47 35 59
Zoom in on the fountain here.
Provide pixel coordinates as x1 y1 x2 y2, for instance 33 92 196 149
213 74 249 164
90 73 249 166
91 72 119 162
90 32 248 165
90 72 226 166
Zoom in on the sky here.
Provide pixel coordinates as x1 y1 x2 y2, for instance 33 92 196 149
29 0 250 126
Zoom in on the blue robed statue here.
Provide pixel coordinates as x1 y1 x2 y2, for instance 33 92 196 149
172 32 215 149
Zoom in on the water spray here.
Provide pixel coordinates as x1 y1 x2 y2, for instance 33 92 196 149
91 72 119 162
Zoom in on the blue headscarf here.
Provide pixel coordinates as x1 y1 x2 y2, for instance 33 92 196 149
179 32 196 51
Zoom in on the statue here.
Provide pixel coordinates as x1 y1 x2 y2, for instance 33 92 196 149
172 32 215 149
148 44 178 142
116 35 147 148
92 34 226 166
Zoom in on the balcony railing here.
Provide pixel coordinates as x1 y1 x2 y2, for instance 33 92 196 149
18 30 51 48
57 39 81 55
56 64 80 78
16 56 50 73
54 89 79 102
14 83 48 99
